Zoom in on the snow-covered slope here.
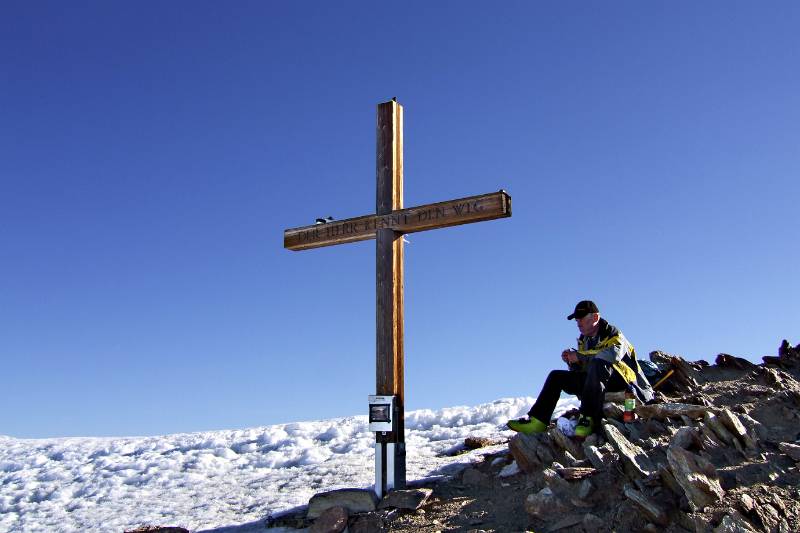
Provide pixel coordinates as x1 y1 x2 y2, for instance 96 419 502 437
0 396 578 532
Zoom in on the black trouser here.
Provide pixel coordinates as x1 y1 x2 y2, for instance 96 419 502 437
527 358 627 423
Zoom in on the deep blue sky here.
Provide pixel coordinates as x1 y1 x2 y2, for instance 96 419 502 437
2 2 798 438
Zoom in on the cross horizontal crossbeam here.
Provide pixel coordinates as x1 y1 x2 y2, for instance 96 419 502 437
284 190 511 251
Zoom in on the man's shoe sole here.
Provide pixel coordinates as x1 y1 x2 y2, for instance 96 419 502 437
506 418 547 435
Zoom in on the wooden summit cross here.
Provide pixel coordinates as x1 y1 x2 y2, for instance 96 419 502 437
283 99 511 496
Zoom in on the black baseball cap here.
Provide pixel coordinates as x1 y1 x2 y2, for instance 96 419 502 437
567 300 599 320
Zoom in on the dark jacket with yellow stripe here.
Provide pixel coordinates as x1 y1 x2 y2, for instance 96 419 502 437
575 318 654 402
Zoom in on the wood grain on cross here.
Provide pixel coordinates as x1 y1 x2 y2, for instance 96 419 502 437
283 99 511 491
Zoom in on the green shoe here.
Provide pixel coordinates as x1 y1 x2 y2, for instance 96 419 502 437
506 416 547 435
574 416 595 438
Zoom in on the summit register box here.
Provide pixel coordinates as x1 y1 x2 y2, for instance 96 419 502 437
368 395 396 432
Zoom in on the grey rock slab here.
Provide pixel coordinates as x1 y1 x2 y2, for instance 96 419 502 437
524 487 570 519
545 513 585 532
658 464 684 497
498 460 520 478
666 446 725 511
603 401 624 420
605 391 627 403
704 411 737 446
739 493 755 514
542 467 572 496
713 510 758 532
699 423 725 449
583 442 618 470
603 422 655 478
581 513 604 533
671 426 702 450
508 433 545 473
718 409 749 440
754 502 782 531
689 512 715 533
307 488 378 519
462 467 490 487
377 487 432 511
623 483 669 526
737 412 768 441
778 442 800 461
577 479 594 500
548 426 584 459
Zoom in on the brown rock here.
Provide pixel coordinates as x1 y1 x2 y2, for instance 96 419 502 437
349 514 385 533
125 526 189 533
556 467 597 480
464 436 496 449
636 402 713 421
666 446 725 511
378 488 432 510
309 506 348 533
307 488 378 519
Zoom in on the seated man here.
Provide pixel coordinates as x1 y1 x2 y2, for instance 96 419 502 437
507 300 654 437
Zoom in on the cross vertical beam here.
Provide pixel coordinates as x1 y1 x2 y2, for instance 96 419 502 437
375 99 405 492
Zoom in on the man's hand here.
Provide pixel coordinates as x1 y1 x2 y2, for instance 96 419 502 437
562 349 579 364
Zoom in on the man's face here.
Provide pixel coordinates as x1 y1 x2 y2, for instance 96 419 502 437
576 313 600 336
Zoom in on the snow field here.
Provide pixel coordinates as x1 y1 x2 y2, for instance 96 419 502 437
0 396 578 532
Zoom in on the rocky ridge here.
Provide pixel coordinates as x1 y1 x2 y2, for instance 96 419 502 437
262 339 800 533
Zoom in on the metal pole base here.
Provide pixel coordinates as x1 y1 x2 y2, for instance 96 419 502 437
375 441 406 498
